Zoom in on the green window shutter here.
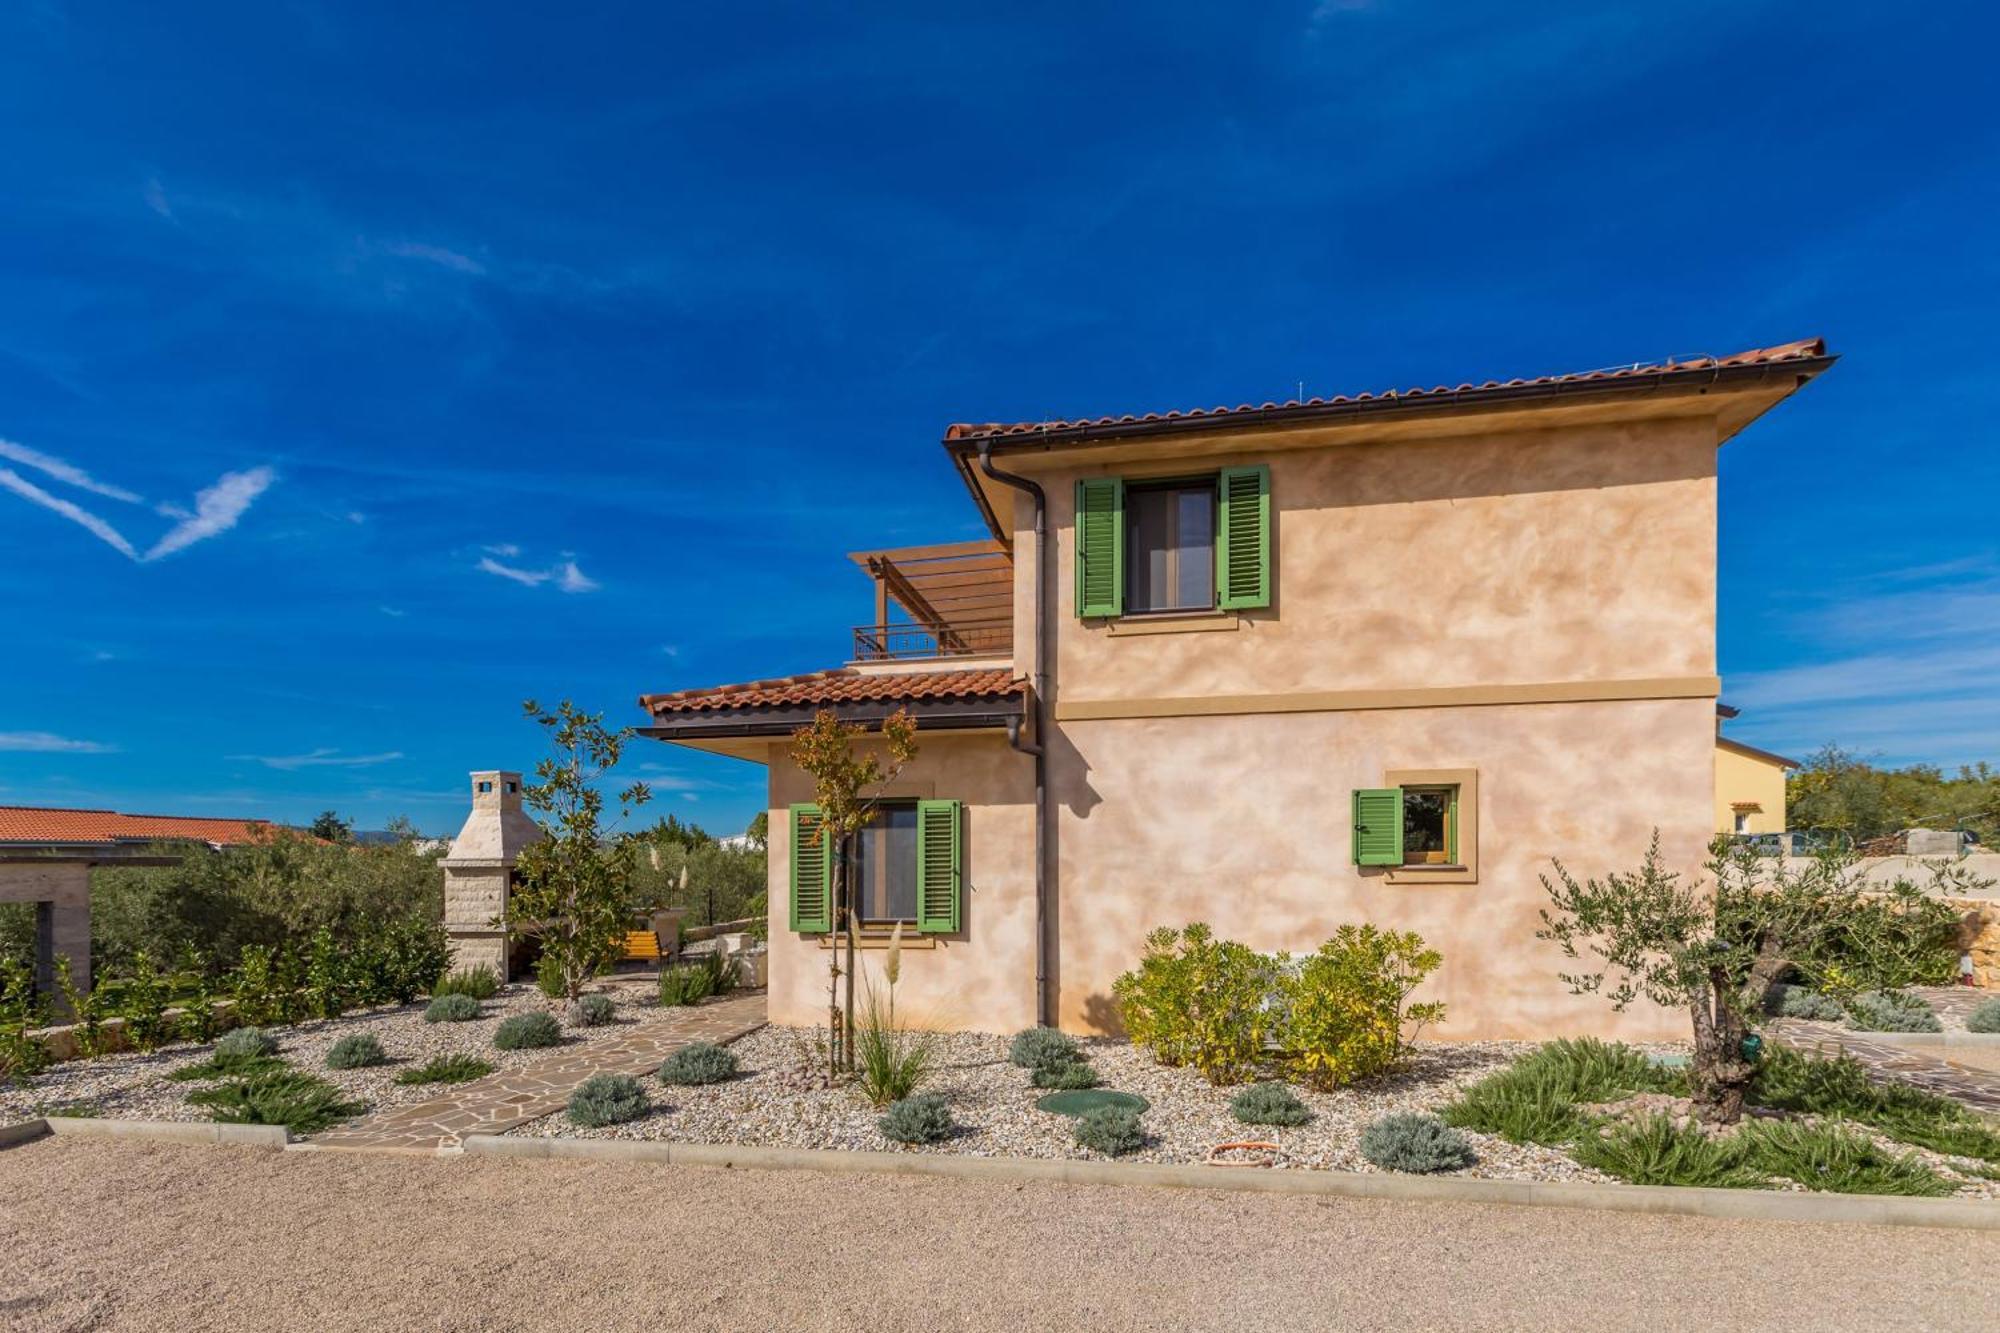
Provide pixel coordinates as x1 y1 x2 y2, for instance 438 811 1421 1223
1215 464 1271 610
1074 477 1124 618
915 799 962 934
788 803 832 932
1352 787 1403 867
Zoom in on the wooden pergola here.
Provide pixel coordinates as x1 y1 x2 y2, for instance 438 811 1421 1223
848 538 1013 660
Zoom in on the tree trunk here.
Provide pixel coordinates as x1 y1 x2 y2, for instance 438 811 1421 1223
841 855 857 1074
1687 970 1753 1124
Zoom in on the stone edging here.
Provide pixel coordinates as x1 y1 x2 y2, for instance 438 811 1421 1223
1 1117 290 1149
457 1133 2000 1232
1834 1030 2000 1051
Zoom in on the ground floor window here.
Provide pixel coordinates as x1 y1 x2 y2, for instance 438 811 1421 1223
849 802 918 924
1401 786 1459 866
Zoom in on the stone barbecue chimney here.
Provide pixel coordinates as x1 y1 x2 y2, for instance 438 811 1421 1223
440 770 544 980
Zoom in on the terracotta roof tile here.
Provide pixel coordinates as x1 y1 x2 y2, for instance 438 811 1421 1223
0 805 277 846
641 668 1024 716
944 339 1829 441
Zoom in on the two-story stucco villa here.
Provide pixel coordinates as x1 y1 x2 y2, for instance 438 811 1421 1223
639 339 1835 1041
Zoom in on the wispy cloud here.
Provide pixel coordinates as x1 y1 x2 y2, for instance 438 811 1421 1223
0 437 142 502
378 605 407 618
228 747 404 771
0 438 276 562
476 547 598 593
379 240 486 276
142 176 173 219
0 731 117 754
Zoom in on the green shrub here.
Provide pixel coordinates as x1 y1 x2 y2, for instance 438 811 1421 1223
1031 1060 1100 1090
699 950 740 998
1229 1081 1311 1127
1845 990 1942 1033
1440 1039 1681 1147
567 1073 649 1128
394 1053 493 1086
1359 1112 1476 1173
879 1092 954 1145
168 1025 285 1082
1571 1115 1766 1189
218 1025 279 1061
1009 1026 1079 1071
424 993 481 1024
1074 1104 1145 1156
0 955 51 1085
1870 1109 2000 1164
1737 1120 1953 1197
1770 984 1845 1022
325 1033 387 1070
493 1011 563 1050
855 1004 933 1108
1111 923 1284 1085
1966 998 2000 1034
576 992 617 1027
432 966 500 1001
1281 925 1445 1091
188 1067 365 1134
658 1041 738 1086
535 954 566 1001
658 963 715 1008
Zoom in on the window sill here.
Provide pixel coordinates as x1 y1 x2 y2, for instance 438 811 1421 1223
1104 611 1242 637
1384 864 1477 887
813 932 938 950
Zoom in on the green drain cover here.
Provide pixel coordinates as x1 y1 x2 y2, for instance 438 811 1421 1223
1035 1089 1149 1117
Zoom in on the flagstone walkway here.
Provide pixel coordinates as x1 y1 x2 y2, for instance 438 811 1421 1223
1767 1011 2000 1117
305 990 766 1153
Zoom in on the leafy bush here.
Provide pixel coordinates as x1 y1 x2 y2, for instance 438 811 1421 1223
1359 1112 1475 1173
658 1041 738 1086
1736 1120 1953 1196
424 993 482 1024
1031 1061 1100 1090
1770 984 1845 1022
535 953 567 1001
567 1073 650 1128
394 1053 493 1085
1281 924 1445 1091
218 1025 280 1061
1112 923 1284 1085
1073 1104 1145 1156
1845 990 1942 1033
879 1092 954 1144
1009 1026 1079 1072
700 950 740 998
116 950 177 1051
432 966 500 1001
576 992 617 1027
658 963 715 1008
188 1067 365 1134
1969 998 2000 1034
1572 1115 1766 1189
494 1011 563 1050
0 955 51 1085
326 1033 387 1070
1229 1081 1311 1127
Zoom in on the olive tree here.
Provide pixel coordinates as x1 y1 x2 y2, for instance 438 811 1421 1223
507 700 650 1021
1538 835 1972 1124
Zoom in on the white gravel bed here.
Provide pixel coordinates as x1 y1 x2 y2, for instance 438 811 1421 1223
0 980 662 1128
512 1025 1613 1183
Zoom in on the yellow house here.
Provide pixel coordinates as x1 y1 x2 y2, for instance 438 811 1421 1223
1714 704 1798 835
640 338 1834 1041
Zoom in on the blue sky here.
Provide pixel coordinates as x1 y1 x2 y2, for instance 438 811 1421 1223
3 2 1997 836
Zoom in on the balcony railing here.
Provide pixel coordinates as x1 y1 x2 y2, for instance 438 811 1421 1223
853 619 1012 661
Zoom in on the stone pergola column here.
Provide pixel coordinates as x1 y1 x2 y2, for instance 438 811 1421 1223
440 770 543 981
0 861 92 1008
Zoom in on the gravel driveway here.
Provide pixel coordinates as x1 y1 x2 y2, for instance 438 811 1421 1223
1 1137 1993 1332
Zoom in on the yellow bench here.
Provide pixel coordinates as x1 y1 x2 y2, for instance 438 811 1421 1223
620 929 663 962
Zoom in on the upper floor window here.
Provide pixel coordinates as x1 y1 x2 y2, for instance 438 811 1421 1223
1126 481 1215 613
1075 465 1270 619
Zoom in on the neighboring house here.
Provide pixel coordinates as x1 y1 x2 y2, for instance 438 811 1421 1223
0 805 277 1000
1713 704 1799 835
640 339 1835 1041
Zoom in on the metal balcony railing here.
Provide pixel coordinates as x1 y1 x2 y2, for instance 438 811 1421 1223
853 619 1012 661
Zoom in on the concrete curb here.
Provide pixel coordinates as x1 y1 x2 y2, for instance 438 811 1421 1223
31 1117 291 1149
1837 1030 2000 1051
458 1134 2000 1231
0 1118 52 1149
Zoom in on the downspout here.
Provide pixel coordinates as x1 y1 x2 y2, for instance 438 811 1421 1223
979 441 1051 1028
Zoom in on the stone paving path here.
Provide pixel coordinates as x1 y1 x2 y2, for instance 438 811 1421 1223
306 990 766 1153
1767 988 2000 1117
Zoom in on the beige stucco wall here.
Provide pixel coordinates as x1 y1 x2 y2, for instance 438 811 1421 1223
1714 742 1789 834
1047 699 1702 1042
1011 415 1718 699
764 732 1040 1034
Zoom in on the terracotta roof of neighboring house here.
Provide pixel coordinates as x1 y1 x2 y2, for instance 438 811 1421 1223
0 805 277 846
944 339 1830 441
641 668 1025 717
